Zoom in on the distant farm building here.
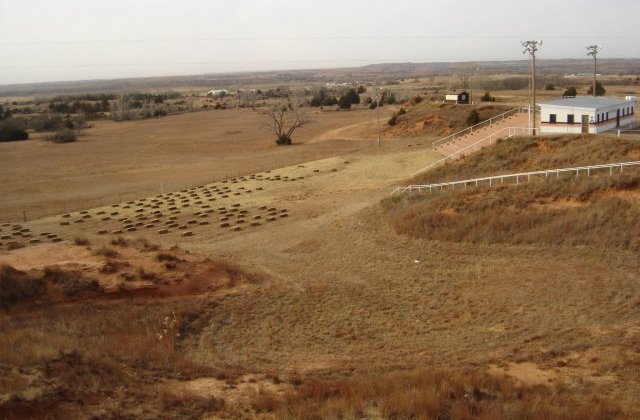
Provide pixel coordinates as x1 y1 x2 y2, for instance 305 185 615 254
207 89 229 98
539 96 636 134
445 91 469 104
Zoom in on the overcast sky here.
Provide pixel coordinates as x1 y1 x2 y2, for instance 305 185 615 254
1 0 639 84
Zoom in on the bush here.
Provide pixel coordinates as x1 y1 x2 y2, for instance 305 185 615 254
338 88 360 109
0 265 46 309
0 118 29 142
388 115 398 126
563 87 577 97
397 108 406 116
356 85 366 94
480 92 495 102
369 102 378 110
50 129 77 143
466 109 481 126
411 95 423 105
587 81 606 96
545 84 556 91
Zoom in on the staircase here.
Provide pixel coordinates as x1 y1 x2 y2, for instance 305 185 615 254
432 108 531 158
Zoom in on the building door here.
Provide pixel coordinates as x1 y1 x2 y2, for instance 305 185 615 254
616 109 620 128
581 115 589 133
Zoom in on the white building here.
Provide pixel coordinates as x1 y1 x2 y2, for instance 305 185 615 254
539 96 636 134
207 89 229 98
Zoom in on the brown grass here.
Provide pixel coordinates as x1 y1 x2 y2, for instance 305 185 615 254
266 368 622 420
387 174 640 250
388 135 640 250
416 134 640 185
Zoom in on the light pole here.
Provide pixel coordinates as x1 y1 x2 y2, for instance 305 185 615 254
522 40 542 135
586 45 602 97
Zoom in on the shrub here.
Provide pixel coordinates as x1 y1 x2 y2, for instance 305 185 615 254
0 118 29 142
466 109 481 126
397 107 406 116
356 85 366 94
563 86 577 97
50 128 77 143
369 101 378 110
480 92 495 102
73 237 90 246
30 114 63 132
388 115 398 126
411 95 423 105
545 84 556 90
0 265 46 309
587 81 606 96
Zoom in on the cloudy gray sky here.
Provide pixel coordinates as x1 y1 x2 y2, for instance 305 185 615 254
1 0 638 84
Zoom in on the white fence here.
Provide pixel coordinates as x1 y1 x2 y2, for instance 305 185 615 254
412 126 534 177
393 160 640 195
431 107 530 149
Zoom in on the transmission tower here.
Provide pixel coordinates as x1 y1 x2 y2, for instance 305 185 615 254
522 40 542 135
586 45 602 97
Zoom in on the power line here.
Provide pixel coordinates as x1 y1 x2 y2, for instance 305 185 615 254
1 35 638 46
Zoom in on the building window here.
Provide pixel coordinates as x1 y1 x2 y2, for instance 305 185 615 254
596 114 600 123
549 114 556 123
606 112 609 120
567 114 575 124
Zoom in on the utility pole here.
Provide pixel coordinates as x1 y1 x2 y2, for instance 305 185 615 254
522 40 542 135
586 45 602 97
377 88 381 147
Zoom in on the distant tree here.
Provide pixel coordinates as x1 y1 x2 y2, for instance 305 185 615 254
263 103 312 145
338 88 360 109
0 104 5 120
338 96 352 109
545 84 555 90
356 85 366 94
563 87 578 98
0 118 29 142
466 109 481 126
369 101 378 110
387 114 398 126
411 95 423 105
587 81 606 96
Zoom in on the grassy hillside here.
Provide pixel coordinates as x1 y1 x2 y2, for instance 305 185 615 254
387 135 640 250
385 102 510 139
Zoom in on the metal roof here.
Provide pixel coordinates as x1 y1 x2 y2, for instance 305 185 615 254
539 96 635 109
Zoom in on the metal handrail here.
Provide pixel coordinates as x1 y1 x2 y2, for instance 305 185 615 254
396 161 640 194
431 107 529 149
412 125 533 177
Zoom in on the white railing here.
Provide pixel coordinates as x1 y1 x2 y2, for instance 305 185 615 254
411 126 534 177
431 107 530 149
393 160 640 195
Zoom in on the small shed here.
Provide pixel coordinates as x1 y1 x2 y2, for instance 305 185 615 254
445 91 469 104
539 96 636 134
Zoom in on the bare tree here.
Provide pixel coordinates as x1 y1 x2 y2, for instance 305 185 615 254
262 102 312 145
457 71 471 91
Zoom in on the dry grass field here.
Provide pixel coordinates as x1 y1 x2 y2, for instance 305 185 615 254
1 80 640 418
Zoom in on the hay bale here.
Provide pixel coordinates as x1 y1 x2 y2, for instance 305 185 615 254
280 214 289 218
198 221 209 226
60 222 70 226
51 237 63 243
158 229 169 234
231 226 242 232
102 217 111 221
97 230 108 235
253 215 262 220
125 227 137 232
181 231 193 237
187 220 197 225
219 222 230 228
145 224 155 229
266 217 276 222
29 239 41 244
178 225 188 230
250 222 261 227
236 220 245 224
62 214 71 218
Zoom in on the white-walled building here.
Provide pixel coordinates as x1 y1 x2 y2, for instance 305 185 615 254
539 96 636 134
